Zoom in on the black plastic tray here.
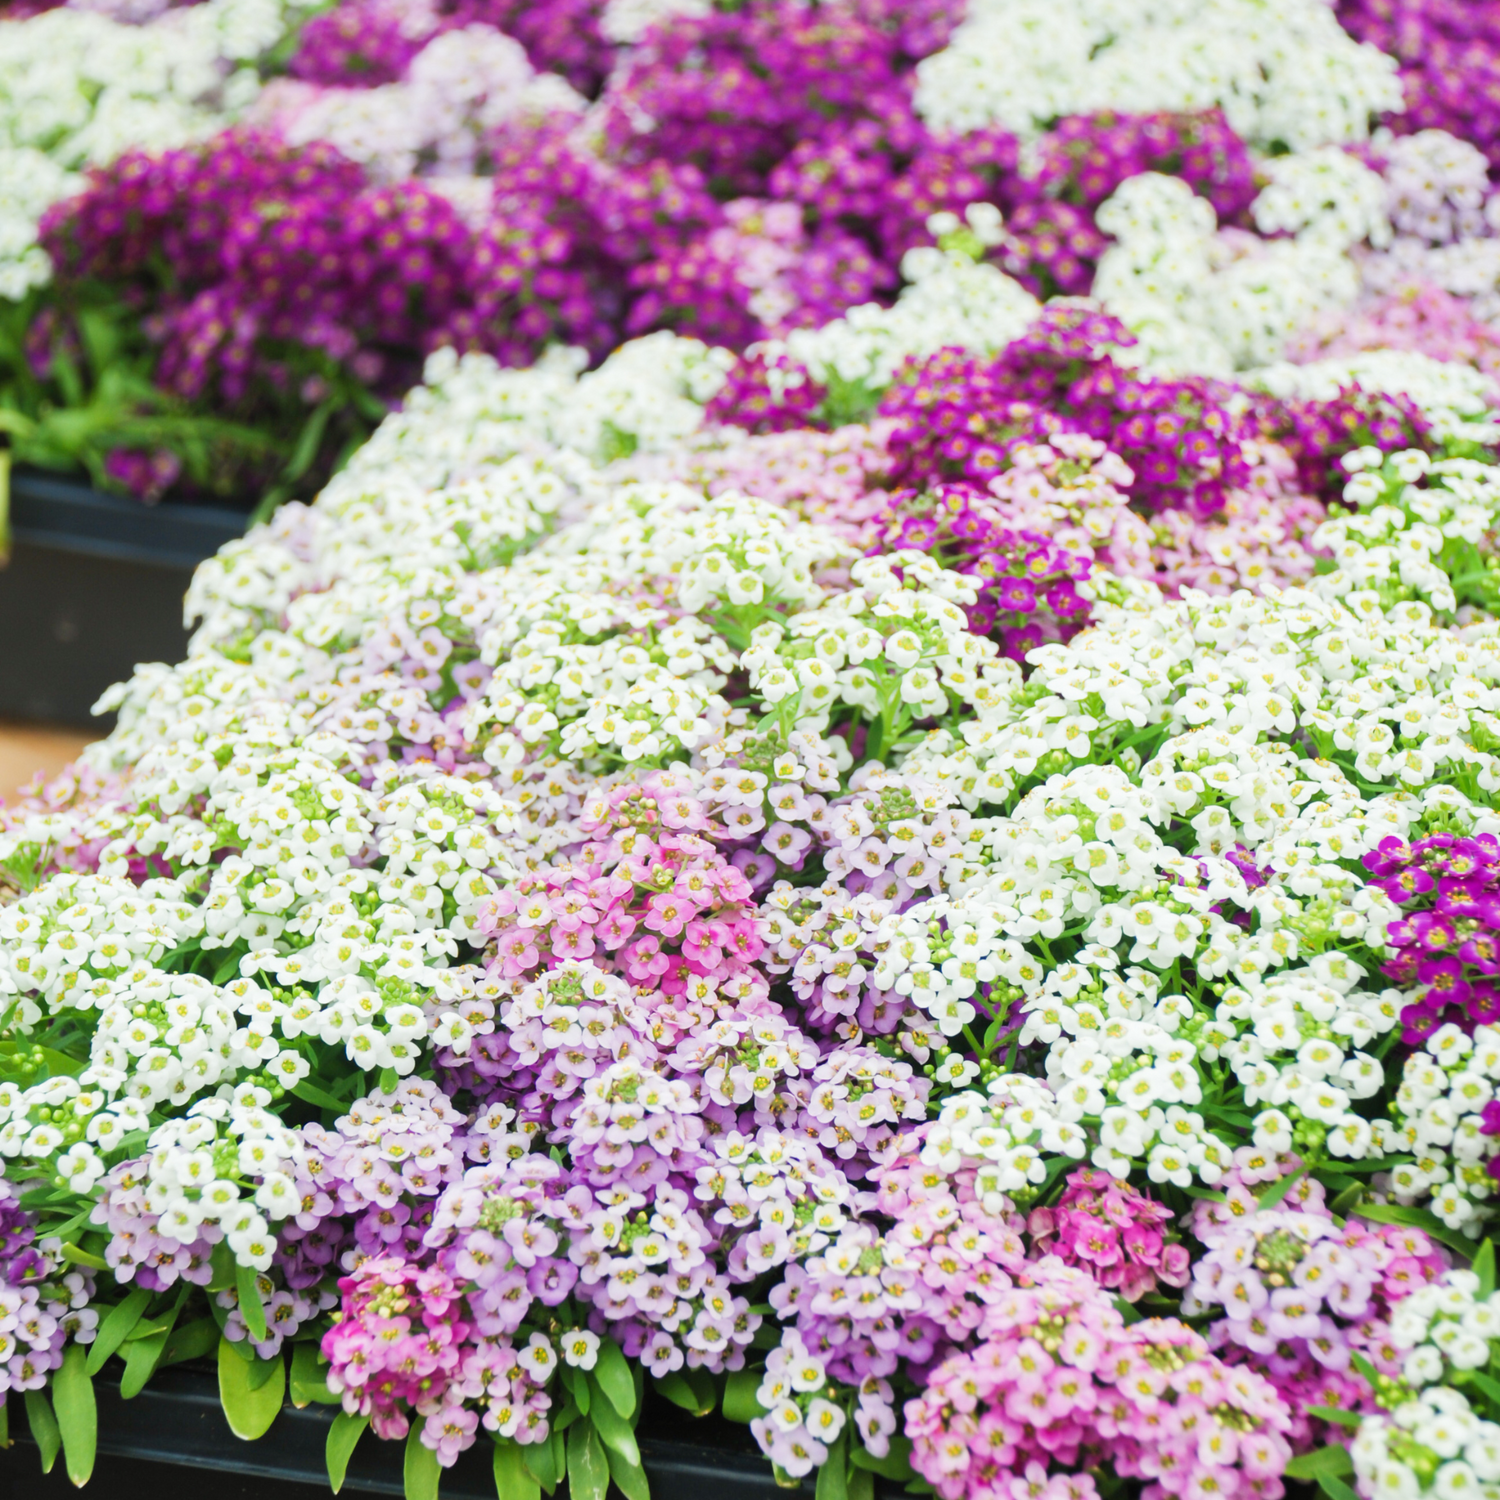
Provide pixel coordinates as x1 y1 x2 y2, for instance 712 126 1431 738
1 1360 814 1500
0 469 247 728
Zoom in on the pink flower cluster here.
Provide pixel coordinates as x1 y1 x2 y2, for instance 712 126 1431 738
1027 1167 1190 1303
905 1258 1295 1500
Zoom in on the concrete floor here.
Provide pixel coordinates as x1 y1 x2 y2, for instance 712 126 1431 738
0 721 94 803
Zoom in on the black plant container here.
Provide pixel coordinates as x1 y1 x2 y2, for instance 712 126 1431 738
0 469 247 729
0 1361 817 1500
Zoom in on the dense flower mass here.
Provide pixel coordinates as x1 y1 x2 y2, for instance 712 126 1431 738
7 0 1500 1498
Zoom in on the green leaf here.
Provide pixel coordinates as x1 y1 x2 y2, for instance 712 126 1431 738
236 1260 270 1344
0 1395 8 1448
292 1078 350 1114
587 1383 640 1467
86 1285 152 1375
53 1343 97 1486
1256 1169 1304 1210
1461 1369 1500 1408
1285 1445 1354 1481
522 1428 560 1493
326 1411 368 1496
246 1353 282 1393
567 1419 609 1500
158 1318 219 1369
25 1389 60 1475
405 1425 441 1500
848 1470 873 1500
593 1338 635 1418
120 1327 173 1400
564 1365 590 1416
606 1445 651 1500
379 1066 400 1094
1353 1202 1482 1259
653 1369 715 1417
290 1343 340 1407
815 1434 848 1500
1474 1237 1496 1299
1318 1475 1360 1500
207 1241 238 1293
1306 1407 1364 1431
495 1438 542 1500
722 1368 768 1424
217 1334 284 1440
851 1434 914 1480
60 1242 109 1272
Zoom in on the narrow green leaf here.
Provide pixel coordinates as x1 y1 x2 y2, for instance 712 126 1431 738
86 1285 152 1375
290 1343 340 1407
722 1368 768 1424
593 1338 635 1418
120 1328 171 1400
1285 1445 1354 1481
217 1334 284 1440
1319 1475 1360 1500
207 1242 238 1293
60 1243 109 1272
567 1419 609 1500
815 1434 848 1500
1474 1237 1496 1299
588 1384 640 1467
0 1395 8 1448
292 1079 350 1114
1306 1407 1363 1431
606 1445 651 1500
1256 1169 1304 1211
405 1425 441 1500
847 1467 873 1500
564 1365 590 1416
326 1411 368 1496
653 1369 715 1416
53 1344 97 1487
235 1260 270 1344
1462 1370 1500 1407
495 1438 541 1500
1353 1202 1482 1259
25 1389 60 1474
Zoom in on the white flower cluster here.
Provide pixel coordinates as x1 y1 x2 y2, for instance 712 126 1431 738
1379 1024 1500 1234
1094 173 1361 375
1318 448 1500 619
1252 146 1392 251
1248 352 1500 448
764 213 1039 398
1390 1267 1500 1387
914 0 1402 150
921 1074 1086 1204
1352 1388 1500 1500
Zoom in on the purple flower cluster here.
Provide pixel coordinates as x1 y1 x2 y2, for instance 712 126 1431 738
1363 833 1500 1040
1021 109 1258 224
1184 1149 1448 1451
0 1178 97 1404
1338 0 1500 167
877 305 1263 520
869 482 1094 659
